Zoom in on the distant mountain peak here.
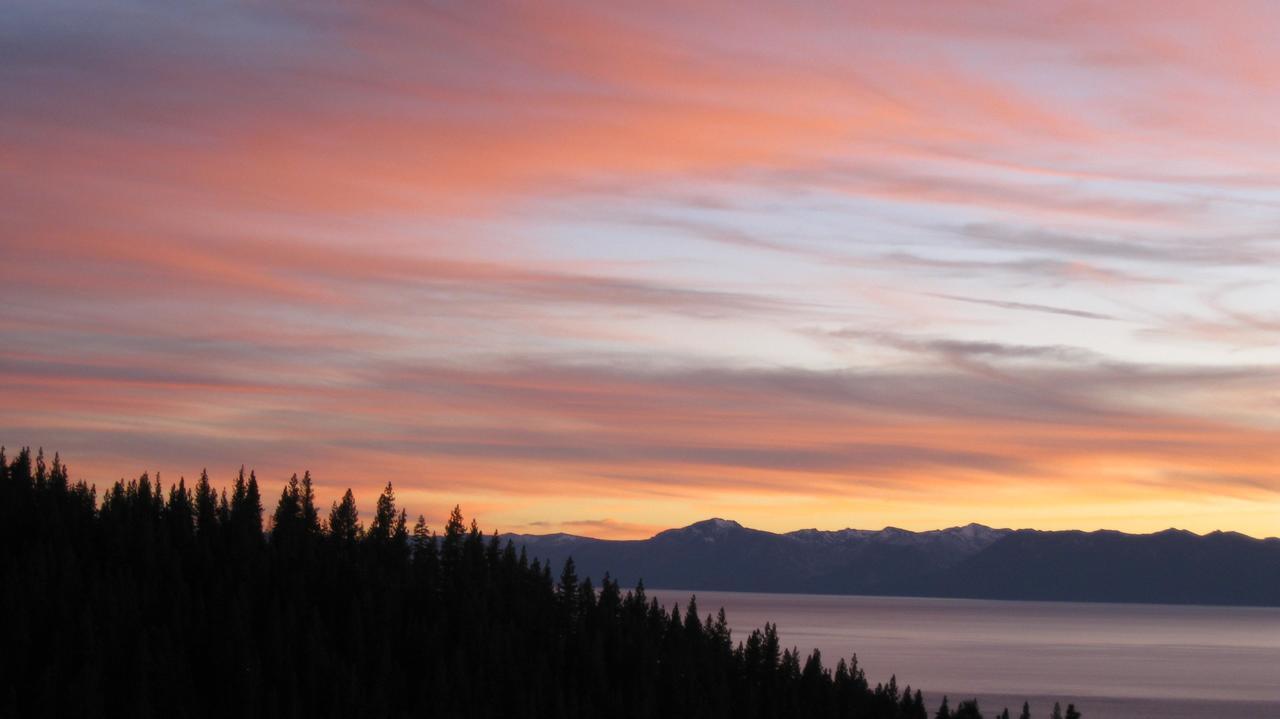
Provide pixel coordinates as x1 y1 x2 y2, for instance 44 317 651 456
680 517 741 530
704 517 742 527
656 518 744 542
944 522 1001 538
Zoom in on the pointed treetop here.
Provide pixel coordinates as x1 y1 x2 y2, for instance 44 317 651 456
329 488 362 543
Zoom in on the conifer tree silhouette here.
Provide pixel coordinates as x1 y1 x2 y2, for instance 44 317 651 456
0 447 1083 719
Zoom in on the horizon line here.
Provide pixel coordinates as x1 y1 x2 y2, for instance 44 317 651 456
504 517 1280 543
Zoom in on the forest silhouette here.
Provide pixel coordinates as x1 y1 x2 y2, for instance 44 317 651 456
1 447 1080 718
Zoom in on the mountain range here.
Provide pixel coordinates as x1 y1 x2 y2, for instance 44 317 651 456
505 519 1280 607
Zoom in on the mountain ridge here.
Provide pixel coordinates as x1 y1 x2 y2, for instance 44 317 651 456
504 518 1280 607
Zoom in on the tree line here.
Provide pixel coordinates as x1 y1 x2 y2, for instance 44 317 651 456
0 447 1079 718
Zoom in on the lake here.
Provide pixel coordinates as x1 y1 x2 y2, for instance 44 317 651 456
649 590 1280 719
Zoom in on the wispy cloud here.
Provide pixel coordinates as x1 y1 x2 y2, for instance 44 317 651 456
925 293 1119 321
517 517 662 539
959 223 1280 267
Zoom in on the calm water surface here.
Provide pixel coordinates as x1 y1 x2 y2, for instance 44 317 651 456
650 590 1280 719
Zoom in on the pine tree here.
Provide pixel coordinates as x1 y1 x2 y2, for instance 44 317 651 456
272 474 302 539
393 509 408 545
1064 704 1080 719
34 447 46 487
368 482 398 545
441 505 465 568
762 622 781 670
166 478 194 540
1051 701 1063 719
936 695 951 719
217 488 231 526
684 595 702 641
195 469 217 535
48 452 67 493
232 466 247 512
711 606 730 649
245 471 263 533
299 471 320 535
10 447 31 485
559 557 579 611
328 489 362 544
899 687 915 716
913 690 927 719
228 467 263 544
412 515 432 553
1019 701 1031 719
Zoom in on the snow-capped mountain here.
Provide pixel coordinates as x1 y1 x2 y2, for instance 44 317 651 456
504 520 1280 606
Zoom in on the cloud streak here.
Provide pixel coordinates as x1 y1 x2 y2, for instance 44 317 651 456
926 293 1119 321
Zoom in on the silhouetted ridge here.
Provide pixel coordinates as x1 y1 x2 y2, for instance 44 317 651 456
509 519 1280 606
0 446 1065 719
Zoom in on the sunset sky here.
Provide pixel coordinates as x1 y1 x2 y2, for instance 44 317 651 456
3 1 1279 539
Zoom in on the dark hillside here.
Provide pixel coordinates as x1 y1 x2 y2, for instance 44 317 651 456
1 446 1025 719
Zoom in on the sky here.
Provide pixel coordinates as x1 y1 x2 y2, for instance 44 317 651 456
2 1 1279 539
